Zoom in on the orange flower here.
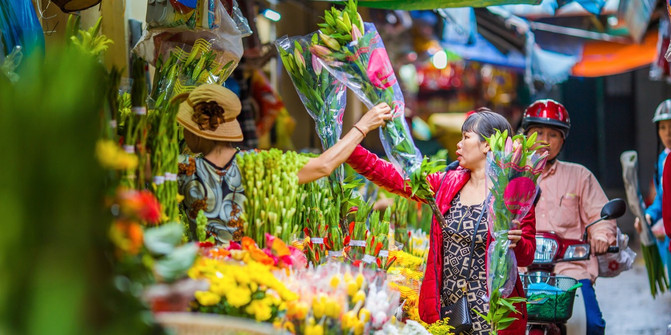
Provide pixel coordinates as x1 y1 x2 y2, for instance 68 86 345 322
110 220 143 255
241 236 257 251
271 237 291 257
250 248 275 266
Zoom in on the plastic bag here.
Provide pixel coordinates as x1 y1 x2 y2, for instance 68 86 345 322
146 37 239 111
597 228 636 278
0 0 45 57
133 1 243 68
228 0 253 37
485 135 547 298
651 17 671 82
146 0 220 31
314 22 422 177
276 34 347 181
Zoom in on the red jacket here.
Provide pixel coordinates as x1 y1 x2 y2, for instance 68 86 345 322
347 145 536 333
663 154 671 249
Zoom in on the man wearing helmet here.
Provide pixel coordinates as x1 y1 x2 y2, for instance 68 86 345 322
522 99 617 335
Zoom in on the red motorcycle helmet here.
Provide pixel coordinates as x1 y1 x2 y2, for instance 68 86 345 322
521 99 571 139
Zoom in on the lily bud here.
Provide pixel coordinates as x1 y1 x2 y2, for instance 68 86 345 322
310 44 332 58
319 31 341 50
504 137 513 153
351 24 362 42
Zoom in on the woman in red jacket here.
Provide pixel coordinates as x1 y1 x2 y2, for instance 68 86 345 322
346 110 536 334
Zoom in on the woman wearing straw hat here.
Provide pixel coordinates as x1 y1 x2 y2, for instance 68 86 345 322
175 84 392 241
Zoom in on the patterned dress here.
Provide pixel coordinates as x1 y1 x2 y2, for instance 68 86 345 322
442 192 489 335
178 152 246 242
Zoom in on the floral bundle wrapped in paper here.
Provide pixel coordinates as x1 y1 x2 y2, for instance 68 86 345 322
276 35 347 182
310 1 453 218
482 130 547 332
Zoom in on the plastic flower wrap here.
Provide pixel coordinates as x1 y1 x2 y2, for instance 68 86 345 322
311 12 421 175
310 1 452 220
278 262 401 334
276 34 347 183
482 130 547 332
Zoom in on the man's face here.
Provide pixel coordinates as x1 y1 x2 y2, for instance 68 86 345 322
526 125 564 161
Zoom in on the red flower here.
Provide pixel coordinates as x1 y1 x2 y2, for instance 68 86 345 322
198 241 215 249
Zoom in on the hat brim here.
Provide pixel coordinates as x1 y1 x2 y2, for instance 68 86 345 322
176 101 244 142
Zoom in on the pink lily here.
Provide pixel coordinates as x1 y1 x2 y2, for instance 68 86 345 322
367 48 397 89
504 137 513 154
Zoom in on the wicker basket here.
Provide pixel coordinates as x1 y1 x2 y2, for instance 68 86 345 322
154 312 282 335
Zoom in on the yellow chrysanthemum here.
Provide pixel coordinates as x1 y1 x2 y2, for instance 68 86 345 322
195 290 221 306
245 299 273 321
225 286 252 308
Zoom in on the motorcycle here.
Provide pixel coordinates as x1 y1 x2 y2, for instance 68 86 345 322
522 198 627 335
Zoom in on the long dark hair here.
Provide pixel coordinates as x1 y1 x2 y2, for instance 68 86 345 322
461 108 513 142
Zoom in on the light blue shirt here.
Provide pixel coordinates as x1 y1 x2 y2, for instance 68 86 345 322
646 149 670 223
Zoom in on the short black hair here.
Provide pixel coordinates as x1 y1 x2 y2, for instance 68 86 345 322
461 108 513 142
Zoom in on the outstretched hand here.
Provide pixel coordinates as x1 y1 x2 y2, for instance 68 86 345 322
355 103 393 136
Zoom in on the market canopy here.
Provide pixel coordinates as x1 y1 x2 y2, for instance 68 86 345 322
571 30 658 77
316 0 540 10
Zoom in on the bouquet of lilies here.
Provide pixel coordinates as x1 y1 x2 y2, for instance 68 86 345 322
311 1 453 226
276 34 347 183
481 130 548 333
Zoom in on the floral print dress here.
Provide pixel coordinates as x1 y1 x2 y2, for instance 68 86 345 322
442 192 489 335
178 152 246 241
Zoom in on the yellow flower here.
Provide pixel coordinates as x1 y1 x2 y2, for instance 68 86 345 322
355 273 365 288
195 290 221 306
245 299 273 321
305 324 324 335
325 299 341 319
353 320 364 335
342 311 357 330
95 140 138 170
352 290 366 304
234 270 251 286
329 275 341 289
346 282 358 297
283 321 296 333
288 301 309 320
312 296 325 319
225 286 252 308
176 193 185 203
358 308 370 323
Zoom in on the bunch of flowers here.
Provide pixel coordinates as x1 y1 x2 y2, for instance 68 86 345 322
278 263 401 335
237 149 311 246
199 235 307 270
310 0 447 227
481 130 548 333
276 35 347 183
188 257 298 322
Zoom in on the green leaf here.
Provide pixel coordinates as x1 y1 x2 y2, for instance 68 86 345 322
144 222 184 255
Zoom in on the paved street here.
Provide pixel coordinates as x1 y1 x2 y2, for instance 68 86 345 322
596 256 671 335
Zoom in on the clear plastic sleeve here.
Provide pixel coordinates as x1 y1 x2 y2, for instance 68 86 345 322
314 22 422 177
276 34 347 182
485 148 544 297
146 0 220 31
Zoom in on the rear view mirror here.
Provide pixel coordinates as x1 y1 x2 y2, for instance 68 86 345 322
600 198 626 220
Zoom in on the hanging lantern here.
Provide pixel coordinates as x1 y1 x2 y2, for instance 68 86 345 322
51 0 101 13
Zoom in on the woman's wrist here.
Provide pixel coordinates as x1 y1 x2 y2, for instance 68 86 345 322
353 124 367 137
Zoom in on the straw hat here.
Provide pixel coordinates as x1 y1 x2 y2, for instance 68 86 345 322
174 84 243 142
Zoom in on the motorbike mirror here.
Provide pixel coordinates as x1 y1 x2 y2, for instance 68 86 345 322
600 198 627 220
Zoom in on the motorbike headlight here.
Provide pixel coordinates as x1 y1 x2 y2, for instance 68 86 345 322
534 237 558 264
563 244 591 261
